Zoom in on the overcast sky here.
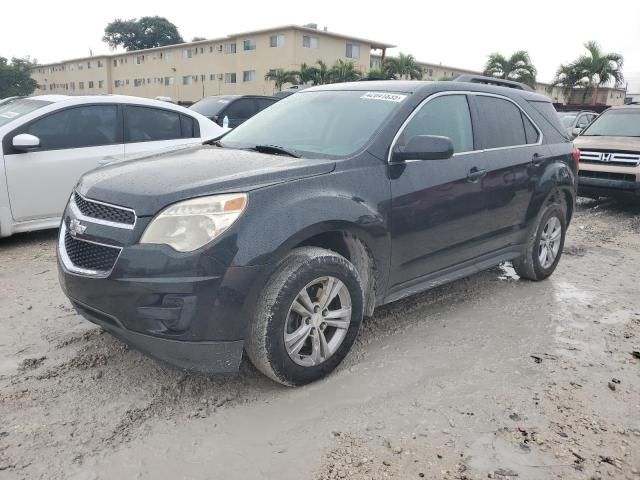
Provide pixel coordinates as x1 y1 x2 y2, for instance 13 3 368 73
3 0 639 91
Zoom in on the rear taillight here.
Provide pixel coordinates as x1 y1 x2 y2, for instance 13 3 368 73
572 146 580 168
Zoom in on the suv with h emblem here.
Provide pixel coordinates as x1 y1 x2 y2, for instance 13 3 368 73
574 105 640 200
58 77 577 386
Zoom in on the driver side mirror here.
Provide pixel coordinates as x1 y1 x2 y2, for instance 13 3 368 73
572 127 583 137
392 135 454 162
12 133 41 152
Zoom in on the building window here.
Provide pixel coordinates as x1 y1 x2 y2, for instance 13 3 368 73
87 61 92 69
88 81 94 88
346 43 360 59
135 55 144 65
125 79 129 85
183 49 193 59
98 80 104 88
225 43 236 54
303 36 319 49
97 60 103 68
79 82 84 89
182 76 193 85
209 74 215 81
134 79 143 87
270 35 284 47
164 76 174 86
114 80 123 88
224 73 237 83
209 46 214 53
70 82 76 90
78 63 83 70
243 70 256 82
243 39 256 51
113 59 117 67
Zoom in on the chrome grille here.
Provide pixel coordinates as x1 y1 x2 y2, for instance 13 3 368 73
58 224 122 276
579 150 640 167
73 192 136 226
579 170 636 182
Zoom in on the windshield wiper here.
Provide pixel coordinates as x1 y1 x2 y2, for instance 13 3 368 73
250 144 301 158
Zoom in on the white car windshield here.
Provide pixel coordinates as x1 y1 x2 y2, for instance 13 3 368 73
220 90 408 158
0 99 52 128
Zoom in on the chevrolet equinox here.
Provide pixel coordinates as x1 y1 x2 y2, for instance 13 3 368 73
58 79 578 386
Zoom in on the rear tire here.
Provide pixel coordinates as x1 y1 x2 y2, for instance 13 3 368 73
244 247 364 386
513 196 567 281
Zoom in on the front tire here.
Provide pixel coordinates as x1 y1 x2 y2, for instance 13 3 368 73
244 247 364 386
513 197 567 281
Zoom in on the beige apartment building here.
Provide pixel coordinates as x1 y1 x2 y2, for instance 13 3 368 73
31 24 393 102
31 23 626 106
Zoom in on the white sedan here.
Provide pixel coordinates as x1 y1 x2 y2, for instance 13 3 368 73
0 95 224 237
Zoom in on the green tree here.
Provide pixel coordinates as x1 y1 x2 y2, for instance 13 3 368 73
384 53 422 80
483 50 537 88
0 57 38 98
191 36 206 42
103 16 184 51
264 68 298 91
366 68 394 80
329 59 361 83
312 60 331 85
294 63 318 85
554 41 624 105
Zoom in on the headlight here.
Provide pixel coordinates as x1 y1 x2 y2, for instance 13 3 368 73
140 193 247 252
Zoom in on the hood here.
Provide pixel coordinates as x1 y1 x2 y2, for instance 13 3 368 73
77 145 335 216
574 135 640 152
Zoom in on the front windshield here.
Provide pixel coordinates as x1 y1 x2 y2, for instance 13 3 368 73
559 115 576 128
0 99 52 128
582 109 640 137
190 97 233 118
220 90 408 158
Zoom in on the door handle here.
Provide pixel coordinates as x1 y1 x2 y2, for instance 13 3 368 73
467 167 488 182
531 152 544 166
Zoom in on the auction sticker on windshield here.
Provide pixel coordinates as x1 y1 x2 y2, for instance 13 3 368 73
361 92 407 102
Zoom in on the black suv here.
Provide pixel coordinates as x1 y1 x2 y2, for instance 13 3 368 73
190 95 278 128
58 79 577 386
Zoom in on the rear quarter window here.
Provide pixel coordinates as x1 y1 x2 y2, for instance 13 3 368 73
528 100 566 137
474 96 526 149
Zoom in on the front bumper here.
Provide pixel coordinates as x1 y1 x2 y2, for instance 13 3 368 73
57 196 270 374
578 176 640 198
71 298 244 373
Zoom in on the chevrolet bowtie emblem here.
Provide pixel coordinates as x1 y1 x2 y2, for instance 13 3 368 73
69 218 87 237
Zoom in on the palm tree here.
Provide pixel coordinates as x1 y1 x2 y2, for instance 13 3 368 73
366 68 394 80
294 62 318 85
264 68 298 92
329 59 361 83
554 41 624 105
483 51 537 88
553 64 588 104
384 53 422 80
313 60 331 85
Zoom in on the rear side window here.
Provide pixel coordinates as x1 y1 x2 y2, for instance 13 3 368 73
225 99 257 120
528 100 566 135
24 105 118 151
255 98 277 112
125 106 181 142
180 114 197 138
474 96 526 149
522 114 540 144
399 94 474 154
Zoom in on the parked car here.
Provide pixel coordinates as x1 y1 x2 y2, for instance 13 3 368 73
58 79 577 386
0 95 223 238
189 95 278 128
558 110 598 138
574 105 640 199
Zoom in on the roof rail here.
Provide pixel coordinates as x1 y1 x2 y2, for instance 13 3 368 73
452 74 533 92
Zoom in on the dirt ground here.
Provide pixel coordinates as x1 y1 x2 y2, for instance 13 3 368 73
1 198 639 480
